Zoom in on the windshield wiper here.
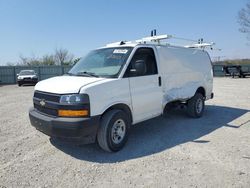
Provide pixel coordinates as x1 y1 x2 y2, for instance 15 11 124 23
76 71 99 77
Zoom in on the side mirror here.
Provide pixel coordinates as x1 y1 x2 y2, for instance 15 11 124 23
130 60 146 76
16 74 19 77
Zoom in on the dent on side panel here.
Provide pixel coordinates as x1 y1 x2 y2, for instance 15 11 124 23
162 80 203 105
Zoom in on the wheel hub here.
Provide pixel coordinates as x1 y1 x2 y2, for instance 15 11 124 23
196 98 203 114
111 119 126 144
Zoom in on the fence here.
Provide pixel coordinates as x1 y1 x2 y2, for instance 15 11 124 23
0 65 250 84
0 66 72 84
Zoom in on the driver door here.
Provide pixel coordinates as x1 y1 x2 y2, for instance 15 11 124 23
124 47 163 123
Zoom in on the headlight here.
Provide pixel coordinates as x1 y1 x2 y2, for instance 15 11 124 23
60 94 87 104
59 94 90 117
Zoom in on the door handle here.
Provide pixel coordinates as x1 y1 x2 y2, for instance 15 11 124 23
158 76 162 87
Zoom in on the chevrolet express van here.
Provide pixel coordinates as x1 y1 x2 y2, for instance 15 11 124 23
29 35 213 152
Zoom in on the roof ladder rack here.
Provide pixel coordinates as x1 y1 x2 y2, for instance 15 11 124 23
106 30 216 50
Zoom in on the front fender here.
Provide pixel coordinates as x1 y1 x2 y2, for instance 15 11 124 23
80 78 132 117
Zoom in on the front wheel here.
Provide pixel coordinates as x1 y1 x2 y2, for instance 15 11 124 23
97 110 130 152
187 93 205 118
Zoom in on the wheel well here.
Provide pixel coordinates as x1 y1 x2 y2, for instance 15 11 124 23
102 104 133 123
196 87 206 97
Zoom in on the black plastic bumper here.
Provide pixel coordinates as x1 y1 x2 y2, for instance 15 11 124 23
29 108 100 143
18 78 38 83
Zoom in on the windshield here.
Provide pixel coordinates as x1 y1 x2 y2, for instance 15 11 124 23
68 47 133 78
19 70 35 75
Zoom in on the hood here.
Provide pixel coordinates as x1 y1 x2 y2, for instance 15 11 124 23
35 75 105 94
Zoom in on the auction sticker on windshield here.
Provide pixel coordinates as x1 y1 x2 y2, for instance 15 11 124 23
113 49 128 54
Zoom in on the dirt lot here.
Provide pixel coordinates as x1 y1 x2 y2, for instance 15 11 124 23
0 77 250 188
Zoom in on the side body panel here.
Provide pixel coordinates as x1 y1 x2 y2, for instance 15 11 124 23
156 45 213 106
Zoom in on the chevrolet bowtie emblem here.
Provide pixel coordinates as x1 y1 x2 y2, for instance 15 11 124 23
40 99 46 107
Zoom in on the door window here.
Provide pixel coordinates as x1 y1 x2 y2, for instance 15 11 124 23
124 48 158 77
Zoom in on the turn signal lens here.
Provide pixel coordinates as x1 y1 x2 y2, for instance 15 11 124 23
58 109 89 117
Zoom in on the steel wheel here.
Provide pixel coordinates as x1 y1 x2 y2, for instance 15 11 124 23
111 119 126 144
97 109 130 152
187 93 205 118
196 98 204 114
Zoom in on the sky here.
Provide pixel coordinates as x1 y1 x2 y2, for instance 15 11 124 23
0 0 249 65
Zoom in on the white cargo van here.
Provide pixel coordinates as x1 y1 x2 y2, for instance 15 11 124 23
29 34 213 152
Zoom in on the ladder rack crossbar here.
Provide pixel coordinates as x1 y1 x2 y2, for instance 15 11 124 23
106 33 215 50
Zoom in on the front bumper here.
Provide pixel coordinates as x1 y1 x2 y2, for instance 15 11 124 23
18 78 38 83
29 108 100 143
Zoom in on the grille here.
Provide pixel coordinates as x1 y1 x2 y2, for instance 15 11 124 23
34 91 60 103
33 91 89 117
34 91 60 116
34 103 58 117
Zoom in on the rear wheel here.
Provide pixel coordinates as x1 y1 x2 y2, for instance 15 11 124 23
18 82 22 86
187 93 205 118
97 109 130 152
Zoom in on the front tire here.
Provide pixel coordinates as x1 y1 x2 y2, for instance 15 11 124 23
97 110 130 152
187 93 205 118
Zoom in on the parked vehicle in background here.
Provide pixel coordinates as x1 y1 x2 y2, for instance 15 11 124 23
222 65 250 78
29 33 214 152
17 70 38 86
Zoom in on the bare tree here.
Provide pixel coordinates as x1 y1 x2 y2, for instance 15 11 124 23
16 49 74 66
54 48 74 65
42 54 56 65
19 55 40 66
238 1 250 40
19 55 29 65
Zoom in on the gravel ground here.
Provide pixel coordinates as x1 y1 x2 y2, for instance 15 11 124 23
0 77 250 188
